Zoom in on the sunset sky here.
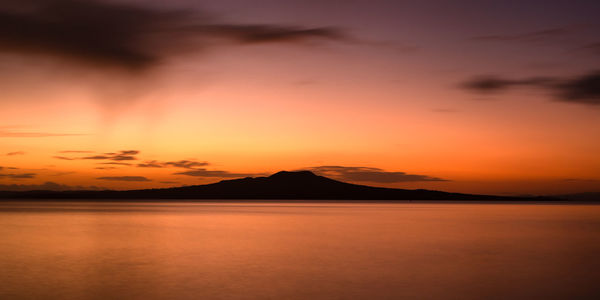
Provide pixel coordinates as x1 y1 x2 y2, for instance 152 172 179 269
0 0 599 195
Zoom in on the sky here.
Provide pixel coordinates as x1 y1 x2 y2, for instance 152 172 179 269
0 0 599 195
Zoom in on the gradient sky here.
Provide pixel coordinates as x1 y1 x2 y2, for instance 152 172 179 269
1 0 599 195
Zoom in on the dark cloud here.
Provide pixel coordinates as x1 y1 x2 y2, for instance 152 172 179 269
0 166 18 170
164 160 209 169
194 25 344 44
56 150 140 161
462 76 555 93
0 173 36 179
6 151 25 156
53 156 76 160
83 150 138 161
557 71 600 105
303 166 447 183
0 0 346 71
138 159 209 169
107 155 136 161
137 161 163 168
471 27 567 42
56 151 210 170
0 181 103 191
462 70 600 105
97 176 151 182
119 150 139 155
175 169 258 178
82 155 110 160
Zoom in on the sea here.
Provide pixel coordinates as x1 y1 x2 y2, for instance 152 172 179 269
1 201 599 299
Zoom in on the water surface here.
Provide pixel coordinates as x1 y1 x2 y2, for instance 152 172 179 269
1 201 599 299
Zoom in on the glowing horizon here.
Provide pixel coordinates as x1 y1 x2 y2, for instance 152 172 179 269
1 0 599 195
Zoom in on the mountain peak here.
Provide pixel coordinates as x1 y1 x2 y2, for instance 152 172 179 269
268 170 318 179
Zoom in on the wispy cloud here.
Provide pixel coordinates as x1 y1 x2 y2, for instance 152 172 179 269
6 151 25 156
137 160 209 169
174 169 259 178
303 166 447 183
0 173 36 179
83 150 139 161
0 166 18 170
462 70 600 106
97 176 151 182
53 156 76 161
54 150 140 162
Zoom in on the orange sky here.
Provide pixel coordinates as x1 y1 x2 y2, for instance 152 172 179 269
1 0 599 195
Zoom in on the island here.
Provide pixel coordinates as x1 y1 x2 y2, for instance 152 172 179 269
0 170 560 201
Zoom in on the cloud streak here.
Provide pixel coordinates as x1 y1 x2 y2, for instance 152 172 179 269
303 166 447 183
0 173 36 179
53 156 76 160
462 70 600 106
6 151 25 156
0 0 346 71
55 150 140 161
174 169 259 178
97 176 151 182
137 160 209 169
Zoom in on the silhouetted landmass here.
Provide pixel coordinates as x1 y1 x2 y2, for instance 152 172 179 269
0 171 560 201
555 192 600 201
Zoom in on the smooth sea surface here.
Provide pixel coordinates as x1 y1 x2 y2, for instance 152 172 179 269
1 201 599 300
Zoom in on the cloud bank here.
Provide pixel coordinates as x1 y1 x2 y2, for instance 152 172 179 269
303 166 447 183
0 0 346 71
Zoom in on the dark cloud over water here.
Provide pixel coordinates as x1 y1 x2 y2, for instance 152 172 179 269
0 0 346 71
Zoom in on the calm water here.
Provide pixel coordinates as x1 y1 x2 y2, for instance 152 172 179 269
1 201 599 300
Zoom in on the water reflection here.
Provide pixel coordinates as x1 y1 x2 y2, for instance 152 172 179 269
1 202 599 299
